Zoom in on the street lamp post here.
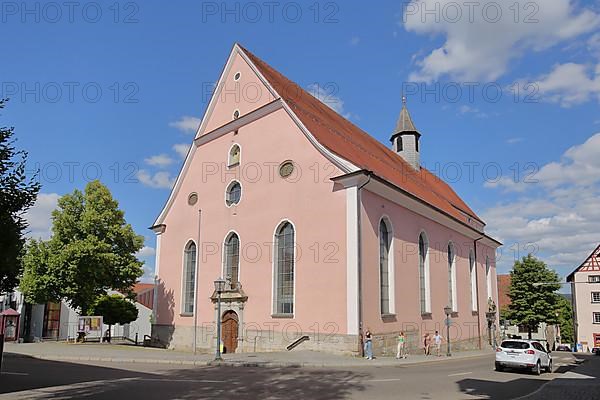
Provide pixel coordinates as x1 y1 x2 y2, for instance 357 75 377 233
214 277 226 361
444 305 452 357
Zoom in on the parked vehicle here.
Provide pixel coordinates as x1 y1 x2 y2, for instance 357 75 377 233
495 339 552 375
592 347 600 355
556 344 572 352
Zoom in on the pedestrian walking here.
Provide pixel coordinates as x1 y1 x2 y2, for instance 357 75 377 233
396 331 407 359
364 329 373 360
433 330 443 357
423 332 431 356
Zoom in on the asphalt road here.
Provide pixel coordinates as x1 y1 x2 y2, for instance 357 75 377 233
0 352 592 399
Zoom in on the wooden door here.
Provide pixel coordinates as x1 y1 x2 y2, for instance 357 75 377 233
221 311 239 353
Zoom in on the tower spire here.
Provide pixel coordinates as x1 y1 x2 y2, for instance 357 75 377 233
390 95 421 170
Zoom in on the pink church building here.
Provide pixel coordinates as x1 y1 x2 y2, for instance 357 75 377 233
151 44 501 355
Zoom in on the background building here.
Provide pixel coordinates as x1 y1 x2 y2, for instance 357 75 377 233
568 244 600 352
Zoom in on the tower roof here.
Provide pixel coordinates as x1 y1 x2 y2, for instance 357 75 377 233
394 97 418 134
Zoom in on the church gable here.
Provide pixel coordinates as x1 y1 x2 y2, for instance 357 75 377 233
200 47 277 135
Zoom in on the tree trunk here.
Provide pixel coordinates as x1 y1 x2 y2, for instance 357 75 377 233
528 327 532 340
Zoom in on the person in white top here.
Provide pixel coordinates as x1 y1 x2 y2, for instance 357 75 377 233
433 330 443 357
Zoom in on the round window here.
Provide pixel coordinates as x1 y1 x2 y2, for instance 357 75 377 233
279 161 294 178
188 193 198 206
226 181 241 206
234 72 241 81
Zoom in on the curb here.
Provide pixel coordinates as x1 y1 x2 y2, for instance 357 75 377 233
4 351 493 369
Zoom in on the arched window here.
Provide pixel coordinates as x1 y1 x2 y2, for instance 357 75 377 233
224 232 240 288
379 219 392 315
226 181 241 206
448 242 457 312
228 144 240 167
274 222 295 315
418 232 430 314
182 241 197 314
469 250 477 311
486 256 492 301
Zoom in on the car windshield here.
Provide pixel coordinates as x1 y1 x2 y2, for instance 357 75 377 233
501 341 530 349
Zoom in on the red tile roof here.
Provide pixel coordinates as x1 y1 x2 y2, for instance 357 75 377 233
133 283 154 295
497 274 511 310
239 45 483 227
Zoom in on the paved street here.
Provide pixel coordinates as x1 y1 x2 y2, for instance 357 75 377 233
0 351 595 399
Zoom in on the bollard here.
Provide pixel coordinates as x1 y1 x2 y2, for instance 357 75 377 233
135 333 138 346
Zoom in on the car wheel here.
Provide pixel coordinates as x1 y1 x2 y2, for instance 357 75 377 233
495 363 503 372
534 361 541 375
546 360 553 373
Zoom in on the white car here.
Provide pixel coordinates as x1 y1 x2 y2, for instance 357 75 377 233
495 339 552 375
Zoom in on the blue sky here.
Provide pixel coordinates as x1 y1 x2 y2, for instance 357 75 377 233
3 0 600 282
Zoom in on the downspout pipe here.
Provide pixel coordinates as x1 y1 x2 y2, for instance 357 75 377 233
474 236 483 350
356 172 371 356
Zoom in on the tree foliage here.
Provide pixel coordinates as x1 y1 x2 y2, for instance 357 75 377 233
92 294 138 326
20 180 144 314
507 254 561 339
0 99 40 292
556 295 574 344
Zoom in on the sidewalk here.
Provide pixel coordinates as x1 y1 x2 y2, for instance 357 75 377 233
4 342 494 368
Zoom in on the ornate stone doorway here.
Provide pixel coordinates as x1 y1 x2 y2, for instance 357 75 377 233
222 310 239 353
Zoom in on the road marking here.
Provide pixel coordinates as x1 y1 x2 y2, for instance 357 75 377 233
368 378 403 382
2 372 29 376
448 372 472 377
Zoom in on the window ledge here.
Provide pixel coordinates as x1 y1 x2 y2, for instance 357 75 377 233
421 312 432 319
180 313 193 317
382 313 397 322
472 310 479 316
227 162 240 169
271 313 294 319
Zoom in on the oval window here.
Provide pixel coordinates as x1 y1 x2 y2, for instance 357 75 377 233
188 193 198 206
279 161 294 178
226 181 241 206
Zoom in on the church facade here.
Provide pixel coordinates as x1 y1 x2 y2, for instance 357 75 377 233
151 44 501 355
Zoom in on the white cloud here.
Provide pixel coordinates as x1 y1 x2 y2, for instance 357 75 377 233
172 143 191 159
169 116 201 133
532 62 600 107
307 83 353 119
137 170 175 189
24 193 60 240
404 0 600 82
506 137 524 144
588 32 600 58
483 133 600 275
144 154 175 167
136 246 156 258
458 105 487 118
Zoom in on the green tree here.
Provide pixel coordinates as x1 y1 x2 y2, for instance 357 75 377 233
507 254 561 339
21 180 144 314
0 99 40 292
556 295 574 345
92 294 139 341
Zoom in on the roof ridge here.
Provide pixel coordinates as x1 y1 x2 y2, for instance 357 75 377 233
237 44 481 224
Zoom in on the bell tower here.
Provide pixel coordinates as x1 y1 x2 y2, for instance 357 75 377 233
390 96 421 170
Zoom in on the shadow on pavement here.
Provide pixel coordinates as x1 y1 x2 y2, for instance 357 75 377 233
456 354 594 400
1 354 368 400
